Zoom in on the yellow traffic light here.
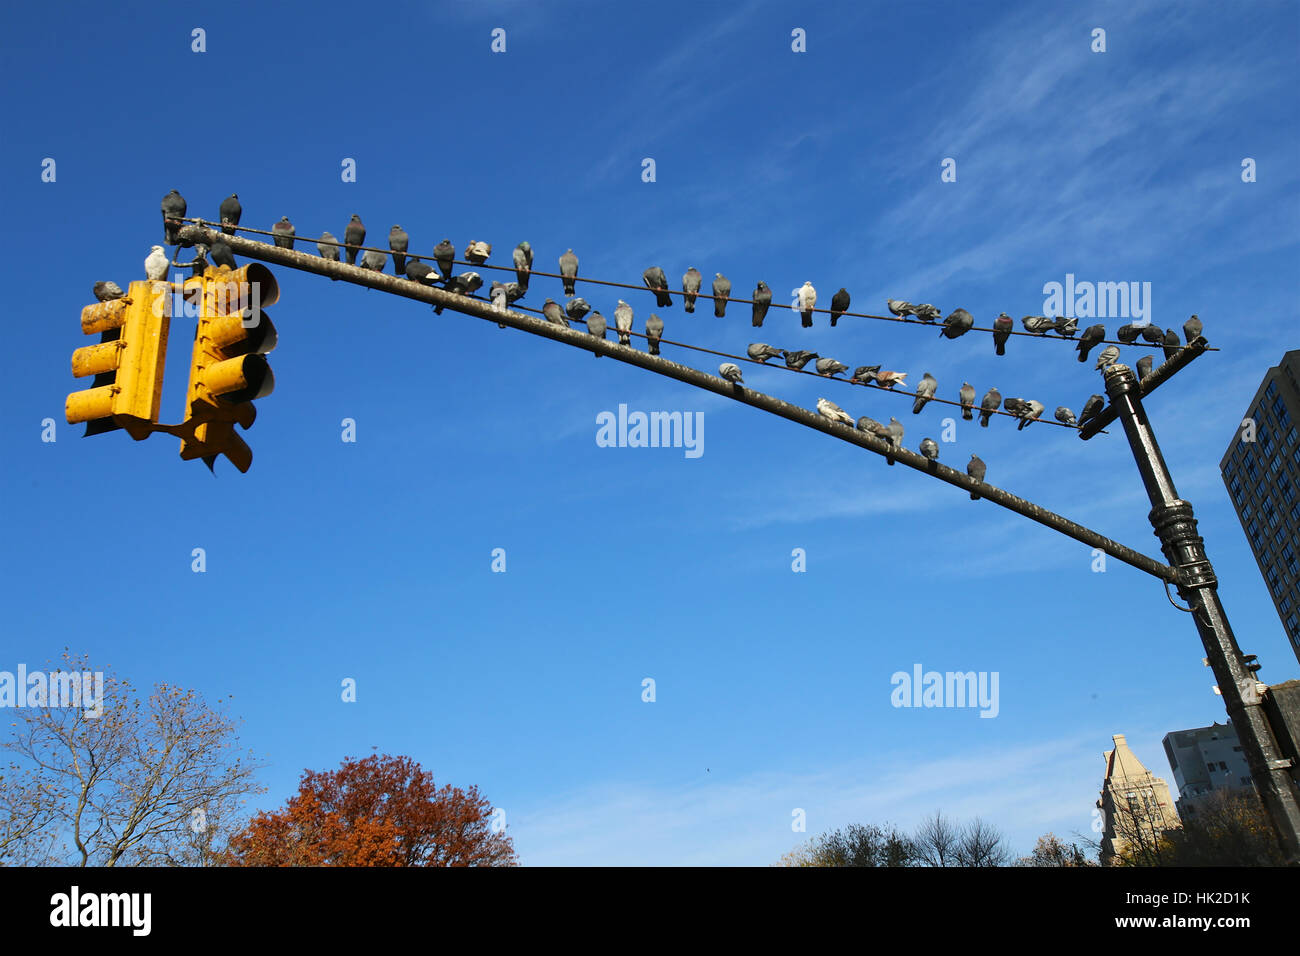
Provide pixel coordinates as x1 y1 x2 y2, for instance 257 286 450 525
66 281 171 438
178 264 279 473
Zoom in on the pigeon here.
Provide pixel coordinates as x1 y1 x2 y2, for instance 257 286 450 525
682 268 702 313
959 382 976 420
979 387 1001 427
857 415 889 438
144 245 169 281
643 266 672 308
1054 315 1078 338
565 297 591 325
1022 315 1054 335
747 343 782 364
911 304 941 323
161 189 186 245
719 363 744 385
559 249 579 295
433 239 456 279
542 298 568 328
1140 323 1165 345
343 215 366 265
1016 399 1045 430
1136 354 1154 379
272 216 295 250
967 455 987 500
797 281 816 327
513 241 533 289
388 226 409 275
458 273 483 295
586 311 607 354
1117 323 1140 344
920 438 939 461
875 370 908 389
1183 314 1202 344
851 365 881 384
783 350 819 371
93 281 125 302
318 231 340 264
752 282 772 327
464 240 491 264
360 249 387 272
219 193 241 235
645 313 664 354
1002 397 1029 418
406 261 436 285
1076 324 1105 363
1080 394 1104 426
713 273 732 317
614 300 634 345
1163 329 1181 361
993 313 1014 356
829 288 850 327
941 308 974 339
816 357 849 377
817 398 854 427
210 239 236 269
912 373 937 414
886 299 915 317
884 417 904 464
1055 406 1078 426
1095 345 1121 370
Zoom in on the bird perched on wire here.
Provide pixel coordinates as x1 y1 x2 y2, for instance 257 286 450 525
1016 399 1044 430
318 232 340 266
360 249 386 272
748 343 782 363
643 267 672 308
817 398 854 427
967 455 987 499
851 365 880 385
719 363 744 385
614 300 634 345
433 239 456 280
565 297 591 325
1054 315 1078 338
941 308 974 339
645 313 664 355
992 312 1013 356
272 216 295 250
1162 329 1181 361
145 245 169 281
830 288 850 327
1140 323 1165 345
406 261 436 285
682 268 702 313
1095 345 1121 370
783 350 818 371
797 281 816 327
913 373 937 414
343 215 366 265
713 273 731 317
1076 324 1105 363
912 304 941 324
542 298 568 328
958 382 975 420
1117 323 1140 344
161 189 186 245
1183 314 1203 343
979 387 1001 427
586 310 607 354
887 299 915 318
752 281 772 327
1002 397 1029 419
885 418 904 463
93 281 125 302
920 438 939 462
1080 394 1104 426
875 370 908 389
857 415 889 438
1136 355 1154 379
513 241 533 290
388 226 408 275
210 239 236 269
464 240 491 264
1055 406 1078 426
448 272 482 296
1022 315 1053 335
559 249 579 295
816 357 849 377
219 193 241 235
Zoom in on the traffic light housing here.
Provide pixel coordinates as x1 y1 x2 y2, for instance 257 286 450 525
178 264 279 473
66 281 171 439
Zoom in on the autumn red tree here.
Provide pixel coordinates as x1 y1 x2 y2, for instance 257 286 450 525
224 754 517 866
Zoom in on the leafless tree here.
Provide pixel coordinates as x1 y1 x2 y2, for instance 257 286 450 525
912 811 961 867
953 816 1011 867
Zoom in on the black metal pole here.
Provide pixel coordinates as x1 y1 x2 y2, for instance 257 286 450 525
1103 363 1300 862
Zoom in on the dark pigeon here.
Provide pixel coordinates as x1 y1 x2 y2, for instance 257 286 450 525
1022 315 1054 335
830 288 850 327
712 273 731 318
1080 394 1104 426
851 365 881 384
1016 400 1045 430
912 373 937 414
959 382 975 420
1162 328 1181 361
210 239 236 269
1140 323 1165 345
782 350 819 371
406 261 436 284
542 298 568 329
682 268 702 313
433 239 456 279
318 232 340 262
1136 355 1154 380
979 387 1001 427
912 304 941 323
885 418 904 465
1117 323 1140 344
559 249 579 295
993 313 1013 355
586 310 607 355
161 189 186 245
1055 406 1078 426
1054 315 1078 338
219 193 241 235
272 216 295 250
360 249 386 272
645 313 664 354
816 358 849 377
643 266 672 308
513 241 533 290
920 438 939 461
389 226 409 275
1183 314 1203 344
343 215 366 265
93 281 125 302
967 455 986 500
941 308 974 339
747 343 782 363
1076 324 1105 363
752 281 772 327
565 297 591 325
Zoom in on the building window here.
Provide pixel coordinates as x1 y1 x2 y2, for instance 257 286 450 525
1287 426 1298 446
1285 545 1298 577
1291 503 1300 525
1246 457 1258 480
1241 501 1252 521
1276 399 1292 428
1287 613 1300 637
1271 456 1283 476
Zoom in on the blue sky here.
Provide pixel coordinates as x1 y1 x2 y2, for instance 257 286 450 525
2 0 1298 864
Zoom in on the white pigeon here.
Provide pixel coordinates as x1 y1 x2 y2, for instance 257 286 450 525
797 281 817 327
719 362 744 384
614 300 634 346
817 397 853 427
144 245 169 281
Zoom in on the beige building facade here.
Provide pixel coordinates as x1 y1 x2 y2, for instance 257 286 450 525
1097 733 1181 865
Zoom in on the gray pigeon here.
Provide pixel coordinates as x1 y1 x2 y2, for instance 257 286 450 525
797 281 816 327
857 415 889 438
682 268 702 313
586 310 607 355
1117 323 1140 344
513 241 533 289
490 281 508 312
783 350 819 371
565 297 591 325
1016 399 1045 430
816 357 849 377
433 239 456 279
389 226 409 275
979 387 1001 427
713 273 731 317
1183 314 1202 344
1002 397 1029 418
643 267 672 308
1022 314 1053 335
504 281 524 305
318 231 340 263
885 417 904 464
1080 394 1104 426
851 365 881 384
911 304 941 323
1095 345 1121 370
920 438 939 461
967 455 986 500
144 245 169 281
959 382 975 420
1140 323 1165 345
559 249 579 295
614 299 634 345
1054 315 1078 338
912 373 937 414
161 189 186 244
272 216 295 250
719 363 744 385
817 398 854 427
210 239 236 269
1076 324 1105 363
542 298 568 328
360 249 387 272
406 261 436 284
1136 354 1154 379
1055 406 1078 426
941 308 974 339
829 288 850 327
344 215 366 265
645 313 664 354
993 313 1013 355
219 193 241 235
1162 329 1181 361
886 299 914 317
752 282 772 327
747 342 782 363
93 281 125 302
